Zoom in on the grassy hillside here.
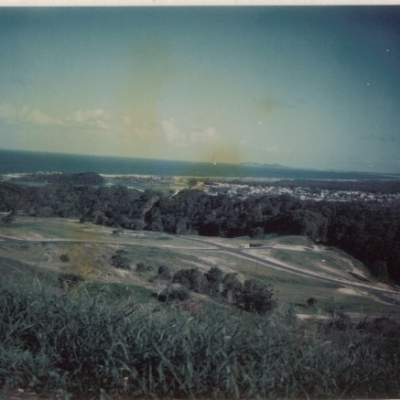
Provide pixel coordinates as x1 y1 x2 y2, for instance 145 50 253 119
0 215 399 318
1 216 400 399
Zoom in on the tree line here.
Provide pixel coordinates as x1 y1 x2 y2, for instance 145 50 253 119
1 180 400 284
164 266 275 315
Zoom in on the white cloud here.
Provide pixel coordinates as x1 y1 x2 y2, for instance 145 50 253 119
70 109 109 123
0 103 121 134
19 106 63 126
0 104 63 127
265 144 280 154
161 119 187 144
67 108 111 130
190 126 221 144
161 120 223 148
131 125 158 139
0 103 133 138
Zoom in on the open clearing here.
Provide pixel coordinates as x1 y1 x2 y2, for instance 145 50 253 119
1 215 400 319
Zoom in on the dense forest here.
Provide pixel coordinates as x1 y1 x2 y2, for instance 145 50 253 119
1 176 400 284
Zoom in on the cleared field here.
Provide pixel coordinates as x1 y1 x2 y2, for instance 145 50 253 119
0 215 210 248
193 234 313 249
268 248 364 280
1 215 400 319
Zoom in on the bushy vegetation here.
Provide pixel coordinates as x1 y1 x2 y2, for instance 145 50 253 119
59 254 70 263
172 267 276 315
135 262 153 273
149 265 172 283
2 180 400 283
110 250 131 270
1 281 400 399
155 286 190 303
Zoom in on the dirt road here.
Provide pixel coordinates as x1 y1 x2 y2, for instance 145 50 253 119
1 232 400 305
178 235 400 305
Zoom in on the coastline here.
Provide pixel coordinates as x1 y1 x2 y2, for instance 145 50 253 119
1 149 399 181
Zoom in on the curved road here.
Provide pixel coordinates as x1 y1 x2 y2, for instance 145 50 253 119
1 233 400 305
178 235 400 305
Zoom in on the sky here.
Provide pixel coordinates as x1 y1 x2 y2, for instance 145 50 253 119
0 6 400 173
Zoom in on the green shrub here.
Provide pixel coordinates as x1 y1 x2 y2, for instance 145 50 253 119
157 265 171 280
149 265 171 282
204 267 224 297
237 279 276 314
136 262 153 273
1 212 15 225
58 273 83 290
59 254 70 262
155 286 190 303
173 268 206 293
222 272 243 304
110 251 131 270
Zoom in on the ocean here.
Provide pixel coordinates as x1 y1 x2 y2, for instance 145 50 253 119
0 148 398 181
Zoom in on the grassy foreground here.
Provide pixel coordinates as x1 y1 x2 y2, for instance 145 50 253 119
1 279 400 400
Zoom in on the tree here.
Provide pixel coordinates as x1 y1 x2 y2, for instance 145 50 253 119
370 260 389 281
155 286 190 303
222 273 243 304
111 250 131 270
150 265 172 283
237 279 276 314
204 267 224 297
173 268 206 293
136 262 153 273
176 218 189 235
36 206 54 218
249 226 264 239
307 297 317 307
60 254 70 262
1 211 16 225
157 265 171 281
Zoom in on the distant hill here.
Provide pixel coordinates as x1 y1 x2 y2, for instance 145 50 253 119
239 162 291 169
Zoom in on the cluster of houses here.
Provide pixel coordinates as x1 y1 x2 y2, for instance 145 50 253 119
105 174 400 205
201 181 400 204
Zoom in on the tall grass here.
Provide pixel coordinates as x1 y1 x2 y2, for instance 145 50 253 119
1 280 400 399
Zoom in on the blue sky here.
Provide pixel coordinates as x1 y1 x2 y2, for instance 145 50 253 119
0 6 400 173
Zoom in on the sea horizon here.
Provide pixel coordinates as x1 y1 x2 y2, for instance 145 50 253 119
0 148 399 182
